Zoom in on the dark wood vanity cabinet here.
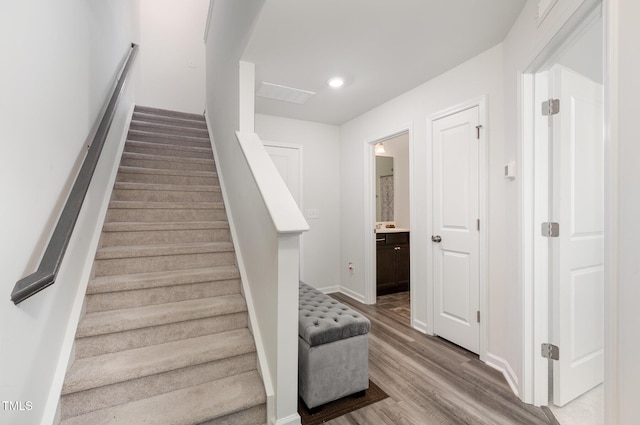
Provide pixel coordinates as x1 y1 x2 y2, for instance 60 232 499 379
376 232 410 295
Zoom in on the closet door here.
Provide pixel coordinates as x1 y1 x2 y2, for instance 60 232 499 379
432 106 480 354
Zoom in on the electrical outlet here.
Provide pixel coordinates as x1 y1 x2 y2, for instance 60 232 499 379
307 209 320 219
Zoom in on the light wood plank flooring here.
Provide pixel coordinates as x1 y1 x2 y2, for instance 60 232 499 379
326 292 558 425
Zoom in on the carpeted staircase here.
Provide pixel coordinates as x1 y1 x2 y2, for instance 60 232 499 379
58 106 266 425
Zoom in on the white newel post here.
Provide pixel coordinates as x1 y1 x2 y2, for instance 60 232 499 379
275 234 303 425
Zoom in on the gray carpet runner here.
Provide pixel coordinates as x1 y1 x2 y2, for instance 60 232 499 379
58 106 266 425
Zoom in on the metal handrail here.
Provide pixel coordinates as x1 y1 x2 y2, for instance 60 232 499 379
11 43 139 304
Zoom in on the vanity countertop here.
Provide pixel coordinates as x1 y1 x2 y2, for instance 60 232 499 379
376 227 410 234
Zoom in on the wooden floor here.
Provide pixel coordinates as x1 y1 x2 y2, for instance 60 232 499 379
326 292 559 425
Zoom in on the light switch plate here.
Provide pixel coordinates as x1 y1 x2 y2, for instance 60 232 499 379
307 209 320 219
505 161 516 180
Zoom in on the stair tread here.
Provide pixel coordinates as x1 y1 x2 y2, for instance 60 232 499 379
96 241 234 259
125 139 211 153
132 111 207 127
127 129 210 144
118 166 217 178
130 120 209 137
102 221 228 232
63 328 255 395
113 182 220 192
122 151 214 164
77 294 247 338
88 266 240 294
60 370 265 425
131 118 207 129
108 200 224 210
133 111 207 123
131 120 207 132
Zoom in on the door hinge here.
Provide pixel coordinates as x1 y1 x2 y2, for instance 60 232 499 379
477 219 480 231
477 311 480 323
542 99 560 116
541 222 560 237
541 343 560 360
476 125 483 139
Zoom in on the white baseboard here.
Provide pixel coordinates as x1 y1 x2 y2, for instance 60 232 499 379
412 319 429 334
485 352 520 397
266 395 275 425
271 413 302 425
338 286 367 304
317 285 340 294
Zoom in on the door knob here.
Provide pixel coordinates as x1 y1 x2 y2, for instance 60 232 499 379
431 235 442 243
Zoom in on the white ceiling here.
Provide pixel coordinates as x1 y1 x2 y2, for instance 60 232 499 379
242 0 527 125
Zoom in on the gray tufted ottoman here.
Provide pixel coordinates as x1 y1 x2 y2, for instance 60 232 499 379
298 281 370 409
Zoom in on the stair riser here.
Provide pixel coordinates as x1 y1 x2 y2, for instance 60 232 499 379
100 228 230 247
130 122 209 139
124 144 213 160
128 132 210 148
88 267 240 293
94 252 236 277
76 311 247 357
116 172 218 186
201 405 267 425
132 113 207 130
85 279 240 313
112 188 222 203
60 352 257 420
106 208 226 222
121 157 214 172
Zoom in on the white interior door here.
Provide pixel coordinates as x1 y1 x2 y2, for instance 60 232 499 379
264 144 301 207
550 65 604 406
432 106 480 354
265 142 303 278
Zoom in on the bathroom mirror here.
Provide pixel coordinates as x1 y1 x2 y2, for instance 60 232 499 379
376 156 394 222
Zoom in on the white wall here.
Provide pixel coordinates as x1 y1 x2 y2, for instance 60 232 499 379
206 3 308 424
338 42 506 364
556 16 603 83
137 0 209 114
611 1 640 422
205 0 269 378
503 0 602 400
255 114 341 291
0 1 138 424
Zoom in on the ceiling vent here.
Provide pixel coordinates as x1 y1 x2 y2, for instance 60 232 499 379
256 82 315 105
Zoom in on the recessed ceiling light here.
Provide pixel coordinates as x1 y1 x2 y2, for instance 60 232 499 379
328 77 344 88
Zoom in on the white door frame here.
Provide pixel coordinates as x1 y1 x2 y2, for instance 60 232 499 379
363 124 415 320
518 0 612 409
426 96 489 362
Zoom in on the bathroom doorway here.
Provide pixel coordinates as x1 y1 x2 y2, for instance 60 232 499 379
364 127 414 326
